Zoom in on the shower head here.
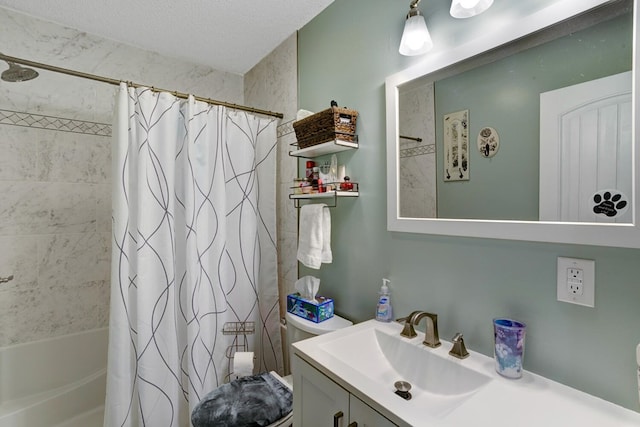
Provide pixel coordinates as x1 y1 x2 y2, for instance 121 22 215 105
1 61 39 82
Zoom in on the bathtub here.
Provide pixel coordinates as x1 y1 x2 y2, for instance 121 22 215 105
0 327 107 427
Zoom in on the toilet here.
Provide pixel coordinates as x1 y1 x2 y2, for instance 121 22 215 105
191 311 352 427
268 312 353 426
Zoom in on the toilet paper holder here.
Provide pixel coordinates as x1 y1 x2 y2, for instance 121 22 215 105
223 321 256 383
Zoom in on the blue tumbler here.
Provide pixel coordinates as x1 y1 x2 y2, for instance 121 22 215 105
493 318 526 379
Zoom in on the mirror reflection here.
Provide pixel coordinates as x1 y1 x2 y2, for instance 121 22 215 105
398 1 632 222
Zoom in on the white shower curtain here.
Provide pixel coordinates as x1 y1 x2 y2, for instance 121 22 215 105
105 83 281 427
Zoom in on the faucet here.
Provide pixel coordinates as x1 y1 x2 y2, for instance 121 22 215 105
411 311 441 348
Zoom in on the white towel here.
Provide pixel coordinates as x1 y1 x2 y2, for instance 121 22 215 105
297 204 332 269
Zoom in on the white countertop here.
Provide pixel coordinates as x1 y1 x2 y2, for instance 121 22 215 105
293 319 640 427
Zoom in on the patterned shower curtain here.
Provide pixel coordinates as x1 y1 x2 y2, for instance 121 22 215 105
104 83 281 427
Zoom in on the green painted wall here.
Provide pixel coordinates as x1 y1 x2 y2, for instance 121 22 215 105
434 12 632 220
298 0 640 411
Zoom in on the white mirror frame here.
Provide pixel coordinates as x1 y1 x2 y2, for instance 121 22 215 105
386 0 640 248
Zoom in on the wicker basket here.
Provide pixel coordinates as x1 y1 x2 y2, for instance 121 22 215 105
293 107 358 149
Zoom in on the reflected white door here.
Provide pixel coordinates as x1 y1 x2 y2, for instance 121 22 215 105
539 71 632 223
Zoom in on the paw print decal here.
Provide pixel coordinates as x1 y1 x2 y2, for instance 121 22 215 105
592 190 628 218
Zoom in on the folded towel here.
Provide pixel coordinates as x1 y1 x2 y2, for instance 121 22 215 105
297 204 332 269
191 372 292 427
296 109 314 120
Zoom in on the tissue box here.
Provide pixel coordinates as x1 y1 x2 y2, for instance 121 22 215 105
287 293 334 323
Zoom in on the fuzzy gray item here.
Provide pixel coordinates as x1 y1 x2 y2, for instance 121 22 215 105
191 372 292 427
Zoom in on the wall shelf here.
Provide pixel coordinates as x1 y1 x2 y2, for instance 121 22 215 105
289 186 359 208
289 134 359 207
289 137 358 158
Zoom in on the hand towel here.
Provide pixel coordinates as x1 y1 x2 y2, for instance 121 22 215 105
297 204 332 269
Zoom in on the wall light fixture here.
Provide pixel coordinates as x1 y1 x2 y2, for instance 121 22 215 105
450 0 494 19
399 0 433 56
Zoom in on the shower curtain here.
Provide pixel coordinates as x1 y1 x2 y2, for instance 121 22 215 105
105 83 281 427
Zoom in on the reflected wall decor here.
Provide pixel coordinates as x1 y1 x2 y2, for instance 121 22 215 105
443 109 469 181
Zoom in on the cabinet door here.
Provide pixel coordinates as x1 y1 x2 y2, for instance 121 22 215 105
293 355 350 427
349 395 398 427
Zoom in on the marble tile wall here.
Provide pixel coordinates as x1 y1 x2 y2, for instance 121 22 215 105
0 7 245 347
399 145 437 218
399 82 437 218
0 125 111 346
0 8 243 123
244 34 298 372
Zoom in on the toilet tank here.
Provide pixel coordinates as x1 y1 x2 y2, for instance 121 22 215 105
284 312 352 374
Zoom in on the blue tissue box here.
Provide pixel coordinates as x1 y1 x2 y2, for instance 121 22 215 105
287 293 334 323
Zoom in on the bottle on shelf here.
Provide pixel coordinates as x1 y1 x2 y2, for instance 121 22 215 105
305 161 315 180
339 176 354 191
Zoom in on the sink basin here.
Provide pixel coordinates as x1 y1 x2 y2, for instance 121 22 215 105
320 327 491 396
311 320 492 419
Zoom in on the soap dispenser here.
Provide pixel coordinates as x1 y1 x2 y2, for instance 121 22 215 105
376 278 393 322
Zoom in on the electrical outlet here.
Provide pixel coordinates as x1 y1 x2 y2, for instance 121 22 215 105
557 257 595 307
567 268 583 295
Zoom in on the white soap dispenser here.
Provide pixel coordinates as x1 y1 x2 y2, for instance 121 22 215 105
376 278 393 322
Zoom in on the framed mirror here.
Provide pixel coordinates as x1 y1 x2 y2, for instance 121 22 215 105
386 0 640 248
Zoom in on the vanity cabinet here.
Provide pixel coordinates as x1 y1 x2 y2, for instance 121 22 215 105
292 354 397 427
349 396 397 427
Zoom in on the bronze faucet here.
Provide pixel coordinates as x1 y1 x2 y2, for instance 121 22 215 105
411 311 441 348
398 311 441 348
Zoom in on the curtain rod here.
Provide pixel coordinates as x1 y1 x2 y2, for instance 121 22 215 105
0 53 284 119
399 134 423 143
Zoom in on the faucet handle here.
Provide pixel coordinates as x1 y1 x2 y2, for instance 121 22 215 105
398 311 421 338
449 332 470 359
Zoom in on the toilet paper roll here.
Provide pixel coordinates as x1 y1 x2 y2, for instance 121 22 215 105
233 351 254 379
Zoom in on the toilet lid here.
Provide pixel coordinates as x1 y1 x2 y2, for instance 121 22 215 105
286 311 352 335
191 372 292 427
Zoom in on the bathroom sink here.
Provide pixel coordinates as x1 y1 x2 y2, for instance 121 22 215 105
305 320 493 419
320 327 491 397
293 319 640 427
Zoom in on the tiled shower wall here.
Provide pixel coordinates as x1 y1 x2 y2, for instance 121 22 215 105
0 121 111 346
245 34 299 326
0 7 243 347
398 82 437 218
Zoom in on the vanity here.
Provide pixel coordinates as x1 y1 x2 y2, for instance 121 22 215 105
292 320 640 426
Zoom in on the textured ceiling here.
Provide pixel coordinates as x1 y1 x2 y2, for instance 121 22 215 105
0 0 334 75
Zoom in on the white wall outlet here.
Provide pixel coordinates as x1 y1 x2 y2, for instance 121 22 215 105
557 257 595 307
567 268 583 295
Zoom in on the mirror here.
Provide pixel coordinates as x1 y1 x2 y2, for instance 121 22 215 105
386 0 640 248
